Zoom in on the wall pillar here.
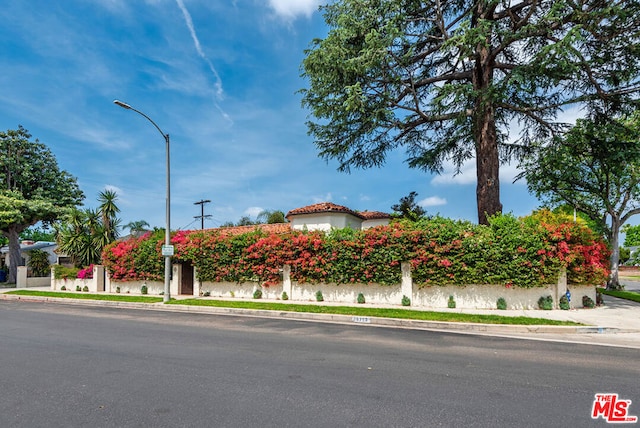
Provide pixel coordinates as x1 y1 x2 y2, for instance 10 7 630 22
93 265 105 292
401 262 412 304
17 266 28 288
555 268 567 309
193 267 201 297
171 264 180 297
282 265 292 299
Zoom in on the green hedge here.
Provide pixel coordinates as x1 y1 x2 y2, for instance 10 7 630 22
101 212 609 288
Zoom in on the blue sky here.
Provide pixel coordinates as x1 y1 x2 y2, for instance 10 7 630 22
0 0 548 232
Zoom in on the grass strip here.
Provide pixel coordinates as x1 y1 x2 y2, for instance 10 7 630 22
598 287 640 303
169 298 580 326
5 290 581 325
6 290 163 303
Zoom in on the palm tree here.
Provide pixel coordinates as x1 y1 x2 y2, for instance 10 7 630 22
256 210 286 224
55 191 122 267
124 220 150 236
98 189 120 241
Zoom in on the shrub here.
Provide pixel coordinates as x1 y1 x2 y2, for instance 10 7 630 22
583 295 595 308
75 285 81 292
253 288 262 299
357 292 365 304
496 297 507 310
401 295 411 306
538 295 553 310
77 265 94 279
203 291 211 297
101 211 610 288
27 249 50 277
596 291 604 306
141 284 148 295
53 265 80 280
60 285 66 291
281 291 288 300
82 285 89 292
559 295 570 310
115 286 120 293
447 295 456 309
315 290 324 302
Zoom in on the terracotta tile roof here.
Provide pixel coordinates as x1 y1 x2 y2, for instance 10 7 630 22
213 222 291 236
285 202 360 219
359 210 391 220
286 202 390 221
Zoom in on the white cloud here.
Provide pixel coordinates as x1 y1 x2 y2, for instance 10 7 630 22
244 206 264 218
267 0 322 19
312 192 333 203
419 196 447 207
174 0 227 109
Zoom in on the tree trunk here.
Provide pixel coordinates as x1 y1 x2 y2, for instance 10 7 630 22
608 217 621 290
7 226 24 284
472 9 502 226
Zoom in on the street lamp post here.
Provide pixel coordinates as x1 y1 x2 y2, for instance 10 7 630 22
114 100 172 303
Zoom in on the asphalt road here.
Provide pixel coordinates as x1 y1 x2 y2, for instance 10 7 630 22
1 301 638 428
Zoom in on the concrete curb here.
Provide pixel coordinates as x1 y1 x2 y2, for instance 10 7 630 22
3 292 633 336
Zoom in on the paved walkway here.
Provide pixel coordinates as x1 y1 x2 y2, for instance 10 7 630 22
2 282 640 349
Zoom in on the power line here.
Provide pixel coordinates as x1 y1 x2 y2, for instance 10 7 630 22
194 199 212 230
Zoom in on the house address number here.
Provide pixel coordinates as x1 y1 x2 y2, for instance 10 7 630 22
352 316 371 324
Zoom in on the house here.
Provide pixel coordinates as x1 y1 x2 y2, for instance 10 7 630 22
285 202 390 231
0 241 58 272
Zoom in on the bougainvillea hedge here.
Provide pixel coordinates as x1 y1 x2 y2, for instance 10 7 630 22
101 211 609 288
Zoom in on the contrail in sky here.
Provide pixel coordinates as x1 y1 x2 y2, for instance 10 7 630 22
175 0 225 101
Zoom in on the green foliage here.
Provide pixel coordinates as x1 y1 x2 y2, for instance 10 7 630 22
103 212 609 290
391 192 427 221
496 297 507 310
583 295 596 308
357 292 365 304
141 284 148 295
0 126 83 282
82 285 89 292
315 290 324 302
27 249 50 277
401 295 411 306
538 296 553 311
115 286 120 293
619 247 631 265
257 210 286 224
75 285 81 292
301 1 640 224
52 265 79 280
253 288 262 299
520 113 640 288
559 295 570 310
21 226 55 242
56 191 121 268
447 295 456 309
623 224 640 247
60 285 66 291
281 291 288 300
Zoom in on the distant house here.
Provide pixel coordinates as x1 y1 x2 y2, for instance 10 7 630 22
285 202 390 232
0 241 58 271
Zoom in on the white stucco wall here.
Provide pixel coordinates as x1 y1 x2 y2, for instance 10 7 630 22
290 213 363 232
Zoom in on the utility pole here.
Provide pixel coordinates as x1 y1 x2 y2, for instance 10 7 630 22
194 199 212 230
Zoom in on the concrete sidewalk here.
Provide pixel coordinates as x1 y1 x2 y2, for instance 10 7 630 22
2 284 640 349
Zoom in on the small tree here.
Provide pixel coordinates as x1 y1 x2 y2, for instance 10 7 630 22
520 112 640 289
0 126 83 282
391 192 428 222
27 249 50 277
56 192 121 267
